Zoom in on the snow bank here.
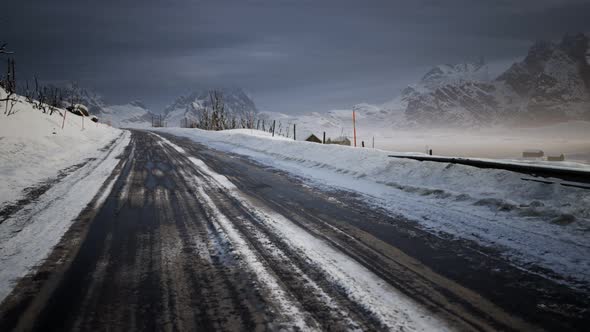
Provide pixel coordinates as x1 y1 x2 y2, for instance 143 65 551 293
155 127 590 289
0 89 122 206
0 89 129 301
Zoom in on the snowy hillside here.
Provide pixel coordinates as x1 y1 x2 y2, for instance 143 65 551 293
0 88 124 206
163 88 258 127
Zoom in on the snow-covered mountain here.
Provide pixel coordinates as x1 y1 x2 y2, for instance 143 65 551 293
102 101 154 128
58 85 154 128
404 33 590 126
163 88 258 127
497 33 590 123
402 59 502 126
259 33 590 140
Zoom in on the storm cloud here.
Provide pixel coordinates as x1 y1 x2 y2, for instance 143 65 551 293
3 0 590 113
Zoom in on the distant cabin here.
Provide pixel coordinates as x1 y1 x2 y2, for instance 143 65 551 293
522 149 544 158
327 136 351 146
547 154 565 161
305 134 322 143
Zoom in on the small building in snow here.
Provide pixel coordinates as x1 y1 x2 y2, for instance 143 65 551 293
305 134 322 143
522 149 544 158
547 154 565 161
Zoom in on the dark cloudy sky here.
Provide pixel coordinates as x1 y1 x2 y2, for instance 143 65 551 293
3 0 590 113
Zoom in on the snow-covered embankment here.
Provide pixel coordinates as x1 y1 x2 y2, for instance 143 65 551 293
0 89 129 301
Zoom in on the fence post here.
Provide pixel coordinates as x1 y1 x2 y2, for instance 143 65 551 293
61 109 67 129
372 136 374 149
272 120 276 137
293 124 296 140
323 132 326 144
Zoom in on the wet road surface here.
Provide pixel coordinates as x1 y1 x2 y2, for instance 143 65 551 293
1 130 589 331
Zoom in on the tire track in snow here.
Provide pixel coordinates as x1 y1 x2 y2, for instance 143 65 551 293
156 133 456 331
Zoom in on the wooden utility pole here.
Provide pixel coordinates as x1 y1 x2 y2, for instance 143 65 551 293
293 124 296 140
323 132 326 144
352 109 357 147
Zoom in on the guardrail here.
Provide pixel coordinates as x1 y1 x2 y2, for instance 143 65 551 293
388 155 590 185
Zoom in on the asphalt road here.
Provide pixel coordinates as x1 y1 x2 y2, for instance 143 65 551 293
1 130 588 331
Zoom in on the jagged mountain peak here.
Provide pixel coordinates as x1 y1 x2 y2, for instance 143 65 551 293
559 32 589 62
129 100 147 109
419 59 490 89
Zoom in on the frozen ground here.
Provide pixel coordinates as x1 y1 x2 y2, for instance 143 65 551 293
0 90 129 302
155 127 590 291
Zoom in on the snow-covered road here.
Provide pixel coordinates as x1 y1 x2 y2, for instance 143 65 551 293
1 130 588 331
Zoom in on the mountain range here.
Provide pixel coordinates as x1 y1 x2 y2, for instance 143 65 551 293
403 33 590 126
58 85 155 128
63 33 590 130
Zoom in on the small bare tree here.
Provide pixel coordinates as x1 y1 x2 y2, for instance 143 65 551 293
0 43 14 55
209 90 226 130
1 54 18 116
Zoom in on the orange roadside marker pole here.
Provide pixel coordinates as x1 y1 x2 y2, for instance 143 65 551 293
352 109 357 147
